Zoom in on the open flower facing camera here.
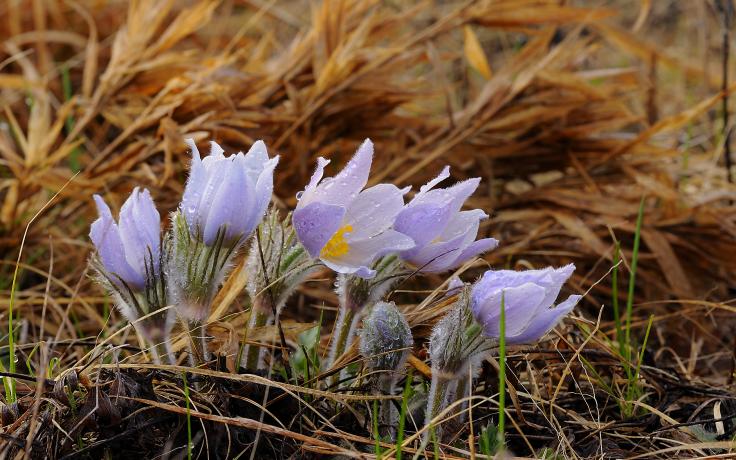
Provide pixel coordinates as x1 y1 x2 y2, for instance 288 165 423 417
292 139 414 279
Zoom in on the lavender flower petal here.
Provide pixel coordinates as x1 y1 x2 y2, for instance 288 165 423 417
90 193 157 289
294 139 415 277
299 140 372 208
90 196 141 287
401 209 488 272
343 183 409 239
181 139 278 246
505 295 581 345
118 187 161 277
181 139 207 231
393 203 453 254
249 156 280 233
242 140 270 184
477 282 547 337
455 238 499 264
323 229 415 278
292 202 346 258
396 167 495 273
203 154 255 244
470 264 578 344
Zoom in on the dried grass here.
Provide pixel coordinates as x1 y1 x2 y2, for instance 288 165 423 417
1 0 736 458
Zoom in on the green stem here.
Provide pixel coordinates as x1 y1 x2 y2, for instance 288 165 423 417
242 297 272 370
612 242 622 350
625 198 645 366
395 369 412 460
497 291 506 447
327 305 356 387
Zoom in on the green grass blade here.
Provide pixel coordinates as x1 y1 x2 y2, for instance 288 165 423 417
61 64 81 172
373 399 382 459
612 241 623 354
6 251 21 403
497 291 506 447
183 373 192 460
624 197 645 365
634 314 654 384
395 369 412 460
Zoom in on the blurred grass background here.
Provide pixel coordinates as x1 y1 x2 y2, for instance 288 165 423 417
1 0 736 457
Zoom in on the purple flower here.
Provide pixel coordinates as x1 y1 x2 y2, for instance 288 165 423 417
182 138 279 246
394 167 498 272
470 264 580 345
292 139 414 278
90 188 161 290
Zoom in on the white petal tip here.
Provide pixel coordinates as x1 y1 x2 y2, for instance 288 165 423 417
209 141 225 156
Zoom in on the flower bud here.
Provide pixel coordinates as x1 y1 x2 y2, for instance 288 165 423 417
360 301 413 442
245 210 315 315
241 210 317 369
429 286 485 377
359 301 412 373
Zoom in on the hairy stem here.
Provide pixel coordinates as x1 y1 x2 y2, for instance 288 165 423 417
186 319 208 365
378 374 398 441
423 368 451 445
242 296 273 370
327 305 356 386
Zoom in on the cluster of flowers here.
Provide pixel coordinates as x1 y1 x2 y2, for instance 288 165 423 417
90 137 580 438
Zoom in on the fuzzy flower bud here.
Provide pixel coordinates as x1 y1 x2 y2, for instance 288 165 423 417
360 301 413 441
359 301 412 373
89 189 173 353
429 286 486 377
241 210 317 369
245 210 315 315
394 167 498 272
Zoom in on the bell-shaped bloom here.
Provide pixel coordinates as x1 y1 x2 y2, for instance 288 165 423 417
292 139 415 278
394 167 498 273
470 264 580 345
90 189 172 357
90 188 161 290
181 138 279 246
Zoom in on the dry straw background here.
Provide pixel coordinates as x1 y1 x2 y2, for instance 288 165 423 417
1 0 736 458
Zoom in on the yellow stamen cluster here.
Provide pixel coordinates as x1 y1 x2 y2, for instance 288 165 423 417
320 224 353 259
